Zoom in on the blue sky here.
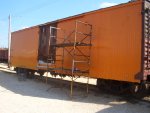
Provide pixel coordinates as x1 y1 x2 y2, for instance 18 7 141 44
0 0 129 47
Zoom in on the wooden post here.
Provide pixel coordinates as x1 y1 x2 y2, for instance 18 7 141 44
8 15 11 68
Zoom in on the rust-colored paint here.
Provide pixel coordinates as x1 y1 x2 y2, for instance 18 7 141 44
11 27 39 70
57 1 142 82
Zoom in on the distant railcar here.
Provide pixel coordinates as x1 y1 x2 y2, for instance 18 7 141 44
0 48 8 63
10 0 150 95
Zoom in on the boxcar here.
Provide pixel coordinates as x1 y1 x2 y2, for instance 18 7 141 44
10 0 150 94
0 48 8 63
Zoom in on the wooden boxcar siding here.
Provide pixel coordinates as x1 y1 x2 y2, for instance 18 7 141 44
57 1 142 82
11 27 39 70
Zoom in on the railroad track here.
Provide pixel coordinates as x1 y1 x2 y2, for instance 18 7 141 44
0 65 150 104
33 75 150 104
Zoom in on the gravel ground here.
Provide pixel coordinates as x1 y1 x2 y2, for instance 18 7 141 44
0 65 149 113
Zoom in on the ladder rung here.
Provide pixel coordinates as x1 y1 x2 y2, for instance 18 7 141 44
37 65 52 69
56 38 64 39
50 36 56 38
47 59 53 61
37 65 47 68
76 31 91 36
55 60 63 61
73 70 89 73
73 61 89 63
74 54 90 57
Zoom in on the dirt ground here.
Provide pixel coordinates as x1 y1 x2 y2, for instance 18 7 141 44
0 65 149 113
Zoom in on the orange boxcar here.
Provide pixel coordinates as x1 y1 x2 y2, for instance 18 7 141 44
10 0 150 93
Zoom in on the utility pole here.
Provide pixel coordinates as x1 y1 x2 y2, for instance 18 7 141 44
8 15 11 68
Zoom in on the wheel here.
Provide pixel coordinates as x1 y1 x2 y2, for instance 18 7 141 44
129 83 147 98
39 71 44 76
17 68 27 81
97 79 105 90
59 74 66 78
50 71 56 76
130 84 139 94
26 71 35 79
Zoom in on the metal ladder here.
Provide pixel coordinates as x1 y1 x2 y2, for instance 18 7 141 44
45 21 92 97
70 20 92 97
46 26 65 75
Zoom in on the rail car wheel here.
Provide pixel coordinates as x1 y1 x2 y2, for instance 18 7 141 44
129 83 148 98
130 84 139 94
97 79 132 94
97 79 105 90
50 71 57 76
26 71 35 79
38 71 45 77
59 74 66 78
17 68 27 81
